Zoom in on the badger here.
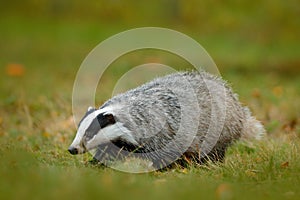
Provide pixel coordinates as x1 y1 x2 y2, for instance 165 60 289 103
68 71 265 168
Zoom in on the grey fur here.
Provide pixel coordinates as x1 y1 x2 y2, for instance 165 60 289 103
70 71 265 167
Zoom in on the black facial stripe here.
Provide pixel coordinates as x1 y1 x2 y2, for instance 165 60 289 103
85 117 101 140
97 113 116 128
83 112 116 141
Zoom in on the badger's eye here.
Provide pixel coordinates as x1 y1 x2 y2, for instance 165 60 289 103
97 113 116 128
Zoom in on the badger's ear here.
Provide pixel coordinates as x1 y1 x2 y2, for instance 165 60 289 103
87 106 94 112
97 113 116 128
104 114 116 124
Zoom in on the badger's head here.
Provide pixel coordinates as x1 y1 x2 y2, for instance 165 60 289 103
68 106 139 155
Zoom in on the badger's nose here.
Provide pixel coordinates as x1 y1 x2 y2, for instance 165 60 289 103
68 147 78 155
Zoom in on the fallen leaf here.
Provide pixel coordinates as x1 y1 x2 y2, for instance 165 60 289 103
245 169 258 178
251 88 261 98
280 161 289 168
272 86 283 97
284 191 295 197
154 179 167 186
216 183 233 200
43 132 50 138
5 63 25 77
17 135 25 141
282 119 297 132
180 168 188 174
144 56 162 63
101 174 113 187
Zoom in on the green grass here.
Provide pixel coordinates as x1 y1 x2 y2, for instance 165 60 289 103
1 13 300 200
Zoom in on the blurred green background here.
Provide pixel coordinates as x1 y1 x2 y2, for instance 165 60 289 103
0 1 300 200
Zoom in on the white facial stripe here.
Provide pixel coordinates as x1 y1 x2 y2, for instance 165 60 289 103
69 105 116 150
70 111 100 149
70 105 137 153
69 113 93 150
85 123 119 149
98 105 118 115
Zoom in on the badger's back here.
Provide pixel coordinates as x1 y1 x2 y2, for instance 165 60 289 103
100 71 265 163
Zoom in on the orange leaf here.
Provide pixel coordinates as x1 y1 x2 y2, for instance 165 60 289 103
272 86 283 97
180 168 188 174
5 63 25 77
216 183 233 200
280 161 289 168
251 88 261 98
43 132 50 138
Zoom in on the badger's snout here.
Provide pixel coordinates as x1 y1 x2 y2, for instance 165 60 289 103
68 147 79 155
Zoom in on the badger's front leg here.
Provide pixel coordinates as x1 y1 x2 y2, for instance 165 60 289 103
89 143 131 165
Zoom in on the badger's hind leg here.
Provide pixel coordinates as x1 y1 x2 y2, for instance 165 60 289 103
199 148 226 164
175 147 227 167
